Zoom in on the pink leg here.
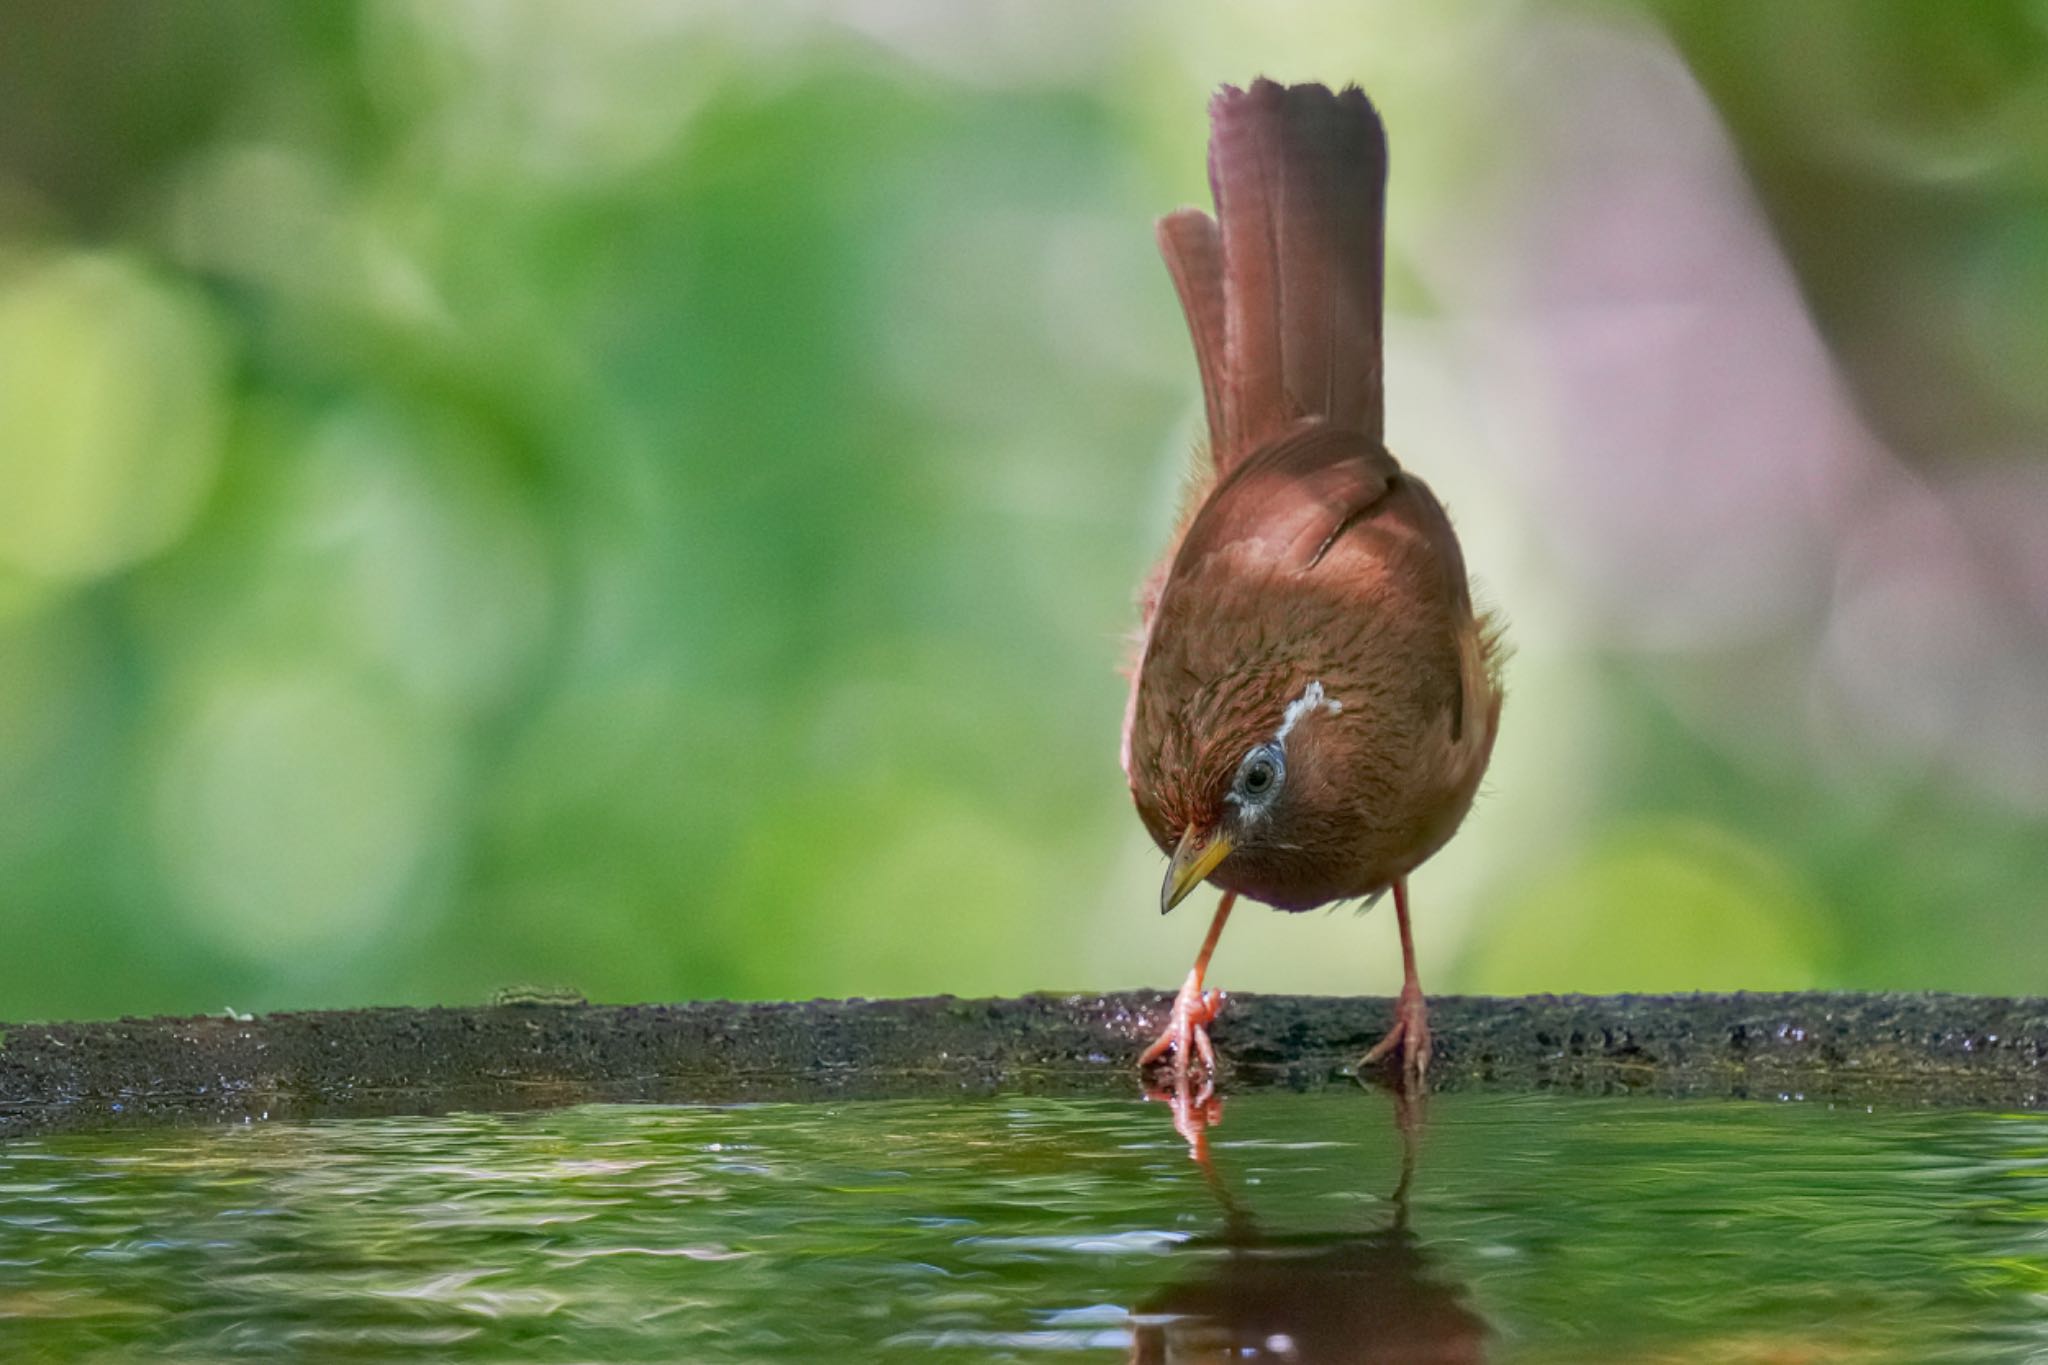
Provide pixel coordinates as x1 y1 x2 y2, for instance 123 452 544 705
1361 879 1432 1085
1140 891 1237 1080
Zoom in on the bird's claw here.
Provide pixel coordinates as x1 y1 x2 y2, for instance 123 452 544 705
1361 982 1431 1086
1139 970 1226 1080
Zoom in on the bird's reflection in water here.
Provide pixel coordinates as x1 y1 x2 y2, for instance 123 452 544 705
1130 1081 1486 1364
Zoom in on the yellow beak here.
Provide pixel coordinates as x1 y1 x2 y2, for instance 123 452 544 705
1161 826 1234 915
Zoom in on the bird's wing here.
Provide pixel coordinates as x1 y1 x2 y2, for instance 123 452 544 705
1168 426 1400 580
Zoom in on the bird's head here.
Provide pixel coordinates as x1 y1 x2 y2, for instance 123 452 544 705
1131 671 1357 914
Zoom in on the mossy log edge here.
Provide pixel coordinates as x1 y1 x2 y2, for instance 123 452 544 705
2 991 2044 1136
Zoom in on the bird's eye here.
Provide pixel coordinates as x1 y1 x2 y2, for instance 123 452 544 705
1235 746 1284 801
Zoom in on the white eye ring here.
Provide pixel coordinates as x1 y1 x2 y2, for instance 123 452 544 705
1232 744 1285 805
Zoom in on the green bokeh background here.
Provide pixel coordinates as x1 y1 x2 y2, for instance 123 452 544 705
1 2 2043 1021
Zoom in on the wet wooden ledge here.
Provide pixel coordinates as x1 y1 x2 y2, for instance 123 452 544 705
2 991 2044 1136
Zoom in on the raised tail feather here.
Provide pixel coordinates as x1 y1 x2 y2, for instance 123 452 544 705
1155 80 1388 470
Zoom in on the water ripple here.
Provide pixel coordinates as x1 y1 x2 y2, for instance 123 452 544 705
0 1093 2039 1361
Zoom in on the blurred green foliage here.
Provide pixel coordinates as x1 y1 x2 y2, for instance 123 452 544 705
0 2 2043 1020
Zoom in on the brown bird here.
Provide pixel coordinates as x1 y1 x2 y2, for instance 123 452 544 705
1122 80 1503 1085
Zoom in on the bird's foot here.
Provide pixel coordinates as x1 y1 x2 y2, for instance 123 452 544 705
1361 982 1431 1087
1139 968 1225 1080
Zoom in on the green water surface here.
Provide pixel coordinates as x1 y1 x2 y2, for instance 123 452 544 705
1 1092 2044 1362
